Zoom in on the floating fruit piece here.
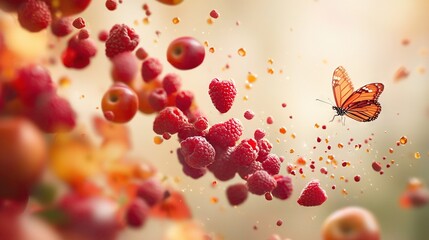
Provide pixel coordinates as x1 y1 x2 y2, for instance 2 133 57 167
101 82 139 123
156 0 183 6
150 190 191 220
167 36 205 70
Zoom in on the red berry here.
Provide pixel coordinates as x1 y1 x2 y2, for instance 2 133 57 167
17 0 51 32
78 29 90 40
136 178 165 206
135 47 148 60
175 90 194 112
208 147 237 181
238 160 263 180
208 78 237 113
101 83 138 123
231 138 259 166
51 17 72 37
167 36 205 70
177 123 206 141
148 88 167 111
254 129 266 140
177 148 207 179
105 24 139 58
13 65 55 105
372 161 382 172
256 138 273 162
193 116 208 131
180 136 215 169
244 110 255 120
105 0 117 11
29 93 76 133
153 107 188 135
98 30 109 42
162 73 182 95
297 179 327 207
68 34 97 58
206 118 243 148
271 175 293 200
354 175 361 182
72 17 85 29
142 57 163 82
126 198 149 228
262 154 281 175
209 9 219 19
247 170 277 195
226 183 248 206
111 51 138 84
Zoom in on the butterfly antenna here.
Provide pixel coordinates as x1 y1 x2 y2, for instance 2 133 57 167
316 99 332 105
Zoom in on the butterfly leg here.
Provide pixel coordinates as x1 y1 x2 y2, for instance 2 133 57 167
329 114 338 122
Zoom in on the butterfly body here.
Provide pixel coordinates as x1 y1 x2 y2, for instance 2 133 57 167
329 66 384 122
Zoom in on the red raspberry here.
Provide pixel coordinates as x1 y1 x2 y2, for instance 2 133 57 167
262 154 281 175
208 147 237 181
208 78 237 113
153 107 188 135
175 90 194 112
254 129 266 140
193 116 208 131
72 17 85 29
271 175 293 200
126 198 149 228
142 57 163 82
244 110 255 120
135 47 148 60
105 0 117 11
13 65 55 105
177 148 207 179
206 118 243 148
246 170 277 195
148 88 167 111
111 51 138 84
231 138 259 166
105 24 139 58
51 17 73 37
177 123 206 141
297 179 327 207
162 73 182 95
209 10 219 19
238 160 263 180
226 183 248 206
98 30 109 42
29 93 76 133
136 178 165 206
78 29 90 40
18 0 51 32
372 161 382 172
256 138 273 162
180 136 215 169
68 34 97 58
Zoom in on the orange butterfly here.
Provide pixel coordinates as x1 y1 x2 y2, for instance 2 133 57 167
322 66 384 123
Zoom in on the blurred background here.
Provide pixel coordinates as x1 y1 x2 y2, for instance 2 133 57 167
1 0 429 239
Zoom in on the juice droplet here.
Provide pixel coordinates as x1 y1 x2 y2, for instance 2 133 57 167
153 136 163 145
337 143 343 148
58 76 71 88
414 152 421 159
206 18 213 25
238 48 246 57
276 220 283 226
209 47 215 53
247 72 258 83
267 68 274 74
399 136 408 145
279 127 287 134
291 133 296 139
314 123 320 128
267 58 274 64
143 17 150 25
289 148 295 153
172 17 180 24
245 82 252 90
210 197 218 204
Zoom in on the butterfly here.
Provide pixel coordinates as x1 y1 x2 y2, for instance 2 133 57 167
320 66 384 123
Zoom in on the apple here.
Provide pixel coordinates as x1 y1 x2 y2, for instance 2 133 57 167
322 206 380 240
156 0 183 6
101 82 138 123
0 117 47 199
166 36 205 70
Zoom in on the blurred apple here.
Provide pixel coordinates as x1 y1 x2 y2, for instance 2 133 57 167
0 117 47 199
322 206 380 240
156 0 183 5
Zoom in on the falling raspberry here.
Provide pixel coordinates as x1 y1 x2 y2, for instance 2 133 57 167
180 136 216 169
105 24 140 58
246 170 277 195
271 175 293 200
18 0 52 32
226 183 248 206
208 78 237 114
297 179 327 207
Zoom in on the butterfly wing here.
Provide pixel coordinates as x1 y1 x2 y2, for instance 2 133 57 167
332 66 354 108
342 83 384 109
345 101 382 122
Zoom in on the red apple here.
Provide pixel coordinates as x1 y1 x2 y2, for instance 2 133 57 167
166 36 205 70
101 82 138 123
0 117 47 199
322 206 380 240
156 0 183 5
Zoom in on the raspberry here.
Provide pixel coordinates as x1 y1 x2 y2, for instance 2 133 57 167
126 198 149 228
136 178 165 206
51 17 73 37
271 175 293 200
153 107 188 135
244 110 255 120
142 57 163 82
177 149 207 179
180 136 215 169
105 24 139 58
256 138 273 162
105 0 117 11
208 147 237 181
226 183 248 206
111 51 138 84
78 29 90 40
68 34 97 58
208 78 237 113
72 17 85 29
175 90 194 112
98 30 109 42
297 179 327 207
177 123 206 141
209 10 219 19
18 0 51 32
262 154 281 175
162 73 182 95
193 116 208 131
135 47 148 60
148 88 167 111
372 161 382 172
231 138 259 166
238 160 262 180
254 129 266 140
29 93 76 133
206 118 243 148
246 170 277 195
13 65 55 105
